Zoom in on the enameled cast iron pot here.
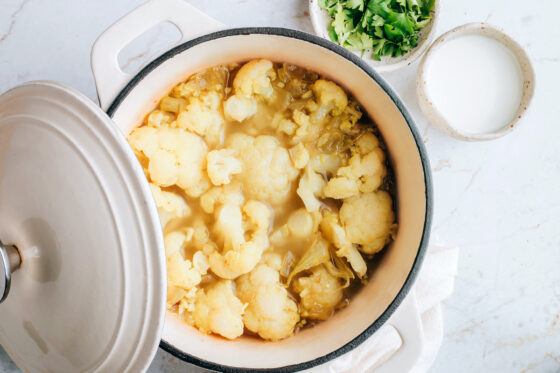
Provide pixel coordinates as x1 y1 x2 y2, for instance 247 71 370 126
91 0 433 371
0 0 432 372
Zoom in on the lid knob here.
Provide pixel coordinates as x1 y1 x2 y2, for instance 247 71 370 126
0 241 21 303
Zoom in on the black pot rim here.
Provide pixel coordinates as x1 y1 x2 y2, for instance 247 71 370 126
106 27 433 373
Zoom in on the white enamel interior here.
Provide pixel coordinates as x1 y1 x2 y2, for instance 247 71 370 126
0 82 165 373
110 33 428 369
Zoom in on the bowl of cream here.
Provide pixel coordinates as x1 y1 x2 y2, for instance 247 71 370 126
416 22 535 141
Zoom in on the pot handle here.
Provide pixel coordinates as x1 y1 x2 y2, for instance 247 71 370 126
373 291 424 373
91 0 225 111
0 241 21 303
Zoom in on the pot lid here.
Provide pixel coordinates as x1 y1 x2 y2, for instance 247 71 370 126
0 81 166 373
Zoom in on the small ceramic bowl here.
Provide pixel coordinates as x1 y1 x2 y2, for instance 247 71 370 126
309 0 440 73
416 22 535 141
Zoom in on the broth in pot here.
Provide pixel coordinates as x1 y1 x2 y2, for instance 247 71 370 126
127 59 396 341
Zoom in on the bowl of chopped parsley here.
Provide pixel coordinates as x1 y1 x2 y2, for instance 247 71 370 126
310 0 439 72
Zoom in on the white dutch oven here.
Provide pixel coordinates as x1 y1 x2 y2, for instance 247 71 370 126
0 0 432 372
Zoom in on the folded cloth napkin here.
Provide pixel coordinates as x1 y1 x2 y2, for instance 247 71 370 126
309 242 460 373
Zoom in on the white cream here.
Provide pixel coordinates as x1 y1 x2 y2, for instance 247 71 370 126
425 34 523 135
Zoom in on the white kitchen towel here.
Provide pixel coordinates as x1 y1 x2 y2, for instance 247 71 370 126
311 243 460 373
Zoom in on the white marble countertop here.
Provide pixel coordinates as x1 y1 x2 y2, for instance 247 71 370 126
1 0 559 372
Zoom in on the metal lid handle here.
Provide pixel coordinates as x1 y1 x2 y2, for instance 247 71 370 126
0 241 21 303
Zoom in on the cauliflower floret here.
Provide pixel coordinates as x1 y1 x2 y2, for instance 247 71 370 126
297 154 342 212
167 285 187 307
293 265 343 320
278 118 297 136
128 127 210 197
164 229 193 257
146 110 174 128
339 191 396 254
167 253 203 290
310 79 348 124
269 209 321 249
128 126 159 157
200 181 244 214
322 177 359 200
192 250 210 274
176 91 224 146
223 59 276 122
193 280 245 340
233 59 276 99
320 210 367 278
312 153 343 175
177 286 198 317
206 149 243 186
191 218 210 247
209 200 272 279
228 134 298 205
297 166 325 212
289 143 310 169
165 227 210 290
165 219 212 276
149 184 190 229
214 204 245 251
236 263 299 340
323 133 386 199
287 208 314 238
223 95 257 122
261 252 283 271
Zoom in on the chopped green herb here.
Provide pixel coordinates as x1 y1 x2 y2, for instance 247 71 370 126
318 0 435 61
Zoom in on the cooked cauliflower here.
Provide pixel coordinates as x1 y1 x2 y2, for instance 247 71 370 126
269 209 321 248
223 59 276 122
223 95 257 122
167 253 204 290
339 191 396 254
323 132 386 199
236 263 299 340
146 109 174 128
293 265 343 320
297 154 342 212
128 126 210 197
193 280 246 340
233 59 276 99
209 200 272 279
287 208 314 238
320 210 367 278
164 229 193 257
129 60 396 341
297 166 326 212
167 284 188 307
261 252 282 271
199 181 244 214
176 91 224 146
289 143 310 169
128 126 158 159
228 134 298 205
165 228 210 290
206 149 243 186
176 286 198 318
149 184 190 229
310 79 348 124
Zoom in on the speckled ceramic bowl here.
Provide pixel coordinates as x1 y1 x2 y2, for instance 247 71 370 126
309 0 440 73
416 22 535 141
